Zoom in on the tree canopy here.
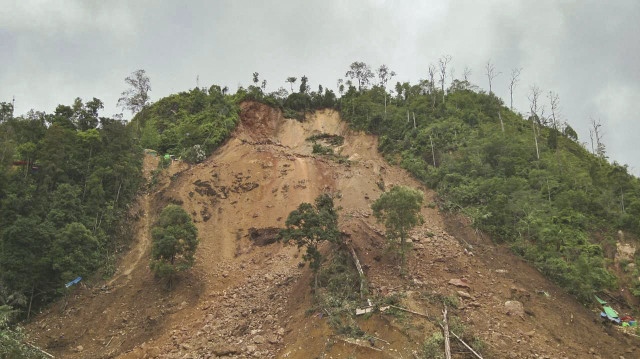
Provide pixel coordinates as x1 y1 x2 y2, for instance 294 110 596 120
372 185 424 270
150 205 199 285
279 194 340 287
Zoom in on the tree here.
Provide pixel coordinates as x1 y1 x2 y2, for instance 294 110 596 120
50 222 100 283
376 64 396 116
286 77 297 92
438 55 452 103
589 118 606 159
463 66 472 82
279 194 340 288
252 72 259 86
485 59 501 94
0 101 14 123
117 69 151 115
509 68 522 110
150 205 199 287
299 75 309 93
345 61 374 91
548 91 561 130
528 85 542 160
371 186 424 271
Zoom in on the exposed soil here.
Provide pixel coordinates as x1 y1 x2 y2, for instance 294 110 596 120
26 102 639 358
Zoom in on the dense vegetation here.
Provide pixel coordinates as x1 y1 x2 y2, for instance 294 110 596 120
150 204 199 286
339 70 640 302
132 86 240 163
0 99 143 316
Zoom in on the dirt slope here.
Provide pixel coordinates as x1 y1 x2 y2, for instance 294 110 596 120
27 102 638 358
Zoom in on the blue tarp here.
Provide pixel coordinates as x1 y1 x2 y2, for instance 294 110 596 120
65 276 82 288
600 312 621 324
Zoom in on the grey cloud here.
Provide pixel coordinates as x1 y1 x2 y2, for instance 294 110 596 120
1 0 638 174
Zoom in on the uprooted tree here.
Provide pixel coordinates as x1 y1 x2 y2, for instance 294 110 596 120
150 205 199 287
372 185 424 272
279 194 340 288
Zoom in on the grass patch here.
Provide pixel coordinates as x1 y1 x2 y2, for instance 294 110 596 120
306 133 344 146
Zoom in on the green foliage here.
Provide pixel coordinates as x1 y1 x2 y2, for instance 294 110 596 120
150 205 199 284
341 77 639 302
306 133 344 146
315 249 363 337
280 194 340 287
0 98 143 312
420 331 444 359
312 143 334 156
132 86 239 163
372 185 424 269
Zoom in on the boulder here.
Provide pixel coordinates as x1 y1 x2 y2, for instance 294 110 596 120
504 300 525 317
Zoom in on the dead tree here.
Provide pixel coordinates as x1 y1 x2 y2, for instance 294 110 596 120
548 91 561 130
528 85 542 160
438 55 452 104
485 59 501 94
428 64 437 108
498 111 504 133
463 66 472 82
509 68 522 111
589 118 606 159
442 305 452 359
377 64 396 118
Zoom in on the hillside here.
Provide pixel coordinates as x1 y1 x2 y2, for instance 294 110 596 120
25 102 638 358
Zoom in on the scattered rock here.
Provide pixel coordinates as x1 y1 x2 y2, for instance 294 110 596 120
253 334 265 344
457 290 473 299
448 278 471 289
212 344 240 356
504 300 525 317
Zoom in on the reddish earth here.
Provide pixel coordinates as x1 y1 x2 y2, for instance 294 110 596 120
27 102 638 358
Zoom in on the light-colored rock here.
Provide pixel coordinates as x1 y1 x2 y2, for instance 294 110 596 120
504 300 525 317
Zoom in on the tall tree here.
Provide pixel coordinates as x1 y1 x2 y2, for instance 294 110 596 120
252 72 259 86
548 91 561 130
372 186 424 272
286 77 297 92
117 69 151 115
345 61 374 91
485 59 501 94
376 64 396 116
299 75 309 93
279 194 340 288
528 85 542 160
509 67 522 110
438 55 452 103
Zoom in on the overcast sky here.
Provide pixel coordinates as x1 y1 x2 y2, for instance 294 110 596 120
1 0 639 175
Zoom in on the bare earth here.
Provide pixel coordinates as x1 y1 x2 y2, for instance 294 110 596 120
27 102 638 358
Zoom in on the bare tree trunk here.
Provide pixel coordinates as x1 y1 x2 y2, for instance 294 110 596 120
384 94 387 119
532 120 540 160
412 112 416 129
27 284 35 320
442 305 452 359
349 245 365 299
429 134 436 167
114 181 122 208
498 111 504 133
546 179 551 203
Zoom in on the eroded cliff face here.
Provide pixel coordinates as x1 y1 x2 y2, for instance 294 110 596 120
28 102 636 359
